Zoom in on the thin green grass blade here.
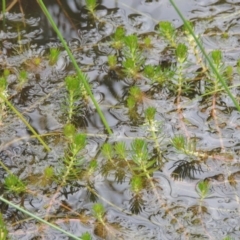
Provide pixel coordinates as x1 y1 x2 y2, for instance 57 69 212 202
37 0 112 134
169 0 240 111
2 0 6 13
0 196 82 240
0 93 50 152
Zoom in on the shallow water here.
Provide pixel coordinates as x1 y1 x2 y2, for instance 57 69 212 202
1 0 240 239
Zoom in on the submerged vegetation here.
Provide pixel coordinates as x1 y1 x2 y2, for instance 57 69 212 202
0 0 240 239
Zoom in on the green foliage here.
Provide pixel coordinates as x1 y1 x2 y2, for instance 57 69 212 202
85 0 98 15
122 34 144 79
16 70 28 90
222 237 234 240
206 49 230 94
49 48 60 65
144 65 168 85
102 143 114 161
143 36 152 48
114 142 127 159
144 106 156 122
0 213 8 240
131 139 149 166
198 180 210 199
171 135 196 156
44 166 54 179
130 175 143 193
0 76 7 92
176 43 188 63
60 124 87 184
158 21 177 47
112 27 126 50
65 75 85 122
81 232 92 240
4 174 26 194
92 203 105 222
211 49 222 67
108 55 117 69
63 123 76 139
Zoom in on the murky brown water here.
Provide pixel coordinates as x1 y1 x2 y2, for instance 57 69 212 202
1 0 240 239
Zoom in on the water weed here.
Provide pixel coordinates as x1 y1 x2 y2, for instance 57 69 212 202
0 0 240 239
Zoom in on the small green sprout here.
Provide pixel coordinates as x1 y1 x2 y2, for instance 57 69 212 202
198 180 210 199
144 107 156 122
176 43 188 63
108 55 117 69
49 48 60 65
4 174 26 194
17 70 28 90
63 123 76 139
81 232 92 240
158 21 177 47
127 96 136 110
143 36 152 48
44 166 54 179
131 175 143 193
128 86 144 103
114 142 127 159
102 143 114 161
122 58 141 78
131 139 149 165
112 26 126 50
73 133 86 152
211 49 222 67
0 214 8 240
0 76 7 92
85 0 98 15
92 203 105 222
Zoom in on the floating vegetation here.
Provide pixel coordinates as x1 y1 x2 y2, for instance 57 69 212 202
0 0 240 239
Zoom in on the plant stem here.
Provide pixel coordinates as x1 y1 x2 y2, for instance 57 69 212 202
169 0 240 111
37 0 112 134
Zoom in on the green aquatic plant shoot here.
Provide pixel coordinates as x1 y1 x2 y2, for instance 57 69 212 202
4 174 26 194
49 47 60 65
158 21 177 48
111 26 126 50
85 0 98 15
65 75 84 122
60 123 87 185
0 213 8 240
107 55 117 69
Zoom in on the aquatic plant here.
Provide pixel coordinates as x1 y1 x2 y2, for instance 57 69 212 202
111 26 126 50
1 0 240 239
59 123 87 185
0 213 8 240
85 0 98 15
65 75 85 122
49 47 60 65
4 174 26 194
158 21 177 48
16 70 28 90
